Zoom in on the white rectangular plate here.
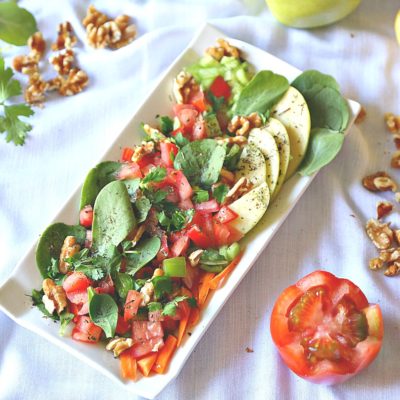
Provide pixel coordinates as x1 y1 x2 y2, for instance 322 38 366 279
0 23 360 399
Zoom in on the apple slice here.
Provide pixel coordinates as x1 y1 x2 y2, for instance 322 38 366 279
228 182 270 235
235 144 266 187
248 127 280 196
270 86 311 179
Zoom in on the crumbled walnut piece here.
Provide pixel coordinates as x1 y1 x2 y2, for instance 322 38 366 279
206 38 240 61
362 171 397 192
355 106 366 124
58 68 89 96
173 70 199 104
83 5 108 28
52 21 77 51
59 235 81 273
215 136 248 145
365 219 394 250
106 337 134 357
228 113 263 136
24 73 48 104
394 230 400 245
189 249 204 267
42 278 67 314
12 55 39 75
131 141 155 163
111 16 136 49
46 76 63 91
393 134 400 149
391 151 400 169
28 32 46 60
379 248 400 262
140 281 154 306
143 124 165 141
220 168 235 184
385 112 400 134
224 177 252 204
369 257 384 270
377 200 393 219
50 49 75 75
384 262 400 277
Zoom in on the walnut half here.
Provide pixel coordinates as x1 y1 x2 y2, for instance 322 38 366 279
362 172 397 192
42 278 67 314
365 219 394 250
106 337 134 357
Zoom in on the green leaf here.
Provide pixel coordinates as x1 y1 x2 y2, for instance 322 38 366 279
162 296 189 317
212 184 229 204
0 58 22 102
0 2 37 46
223 144 242 171
114 272 133 300
207 92 225 112
59 311 74 336
298 128 345 176
134 196 152 223
31 288 59 320
148 302 163 312
173 132 189 148
174 139 226 188
234 70 289 116
125 236 161 276
159 116 174 135
35 223 86 279
1 104 34 145
193 188 209 203
89 293 118 338
123 178 140 199
80 161 122 209
292 70 340 94
141 167 167 186
92 181 136 255
157 208 194 232
152 275 173 300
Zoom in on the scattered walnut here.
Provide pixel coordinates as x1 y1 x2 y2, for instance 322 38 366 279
394 230 400 244
362 171 397 192
82 5 108 29
206 38 240 61
112 16 137 49
50 49 75 75
28 32 46 60
384 262 400 277
52 21 77 51
378 248 400 262
365 219 394 250
59 235 81 273
58 68 89 96
42 278 67 314
224 177 253 204
106 337 134 357
355 106 366 124
376 200 393 219
131 141 155 163
140 281 154 306
391 151 400 169
369 257 384 270
215 136 248 146
189 249 204 267
228 113 263 136
385 112 400 134
24 73 48 104
12 55 39 75
393 134 400 149
173 71 199 104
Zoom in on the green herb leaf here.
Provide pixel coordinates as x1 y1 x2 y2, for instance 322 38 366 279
207 92 225 111
292 70 340 94
0 2 37 46
31 288 59 320
212 184 229 204
162 295 188 317
234 70 289 117
114 272 133 300
157 208 194 232
89 293 118 338
159 116 174 135
173 132 189 148
152 276 173 300
223 144 242 171
134 196 152 223
125 236 161 276
141 167 167 186
59 311 74 336
148 302 163 312
193 188 209 203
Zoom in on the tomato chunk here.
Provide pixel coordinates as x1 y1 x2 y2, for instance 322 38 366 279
72 316 103 343
160 142 178 168
209 76 231 101
187 225 213 248
270 271 383 385
63 272 91 294
214 206 238 224
79 205 93 228
124 290 143 322
194 199 220 214
117 162 143 180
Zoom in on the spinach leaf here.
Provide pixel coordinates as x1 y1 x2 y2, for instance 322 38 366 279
212 184 229 204
298 128 345 176
89 293 118 338
80 161 122 209
35 223 86 279
125 236 161 276
234 70 289 117
59 311 74 336
123 178 140 200
174 139 226 187
114 272 133 300
0 2 37 46
292 70 340 93
152 275 173 300
92 181 136 255
134 196 152 223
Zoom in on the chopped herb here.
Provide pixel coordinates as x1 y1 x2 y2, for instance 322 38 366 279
31 289 58 320
173 132 189 148
223 144 242 171
152 275 173 300
157 208 194 232
148 302 163 312
159 116 174 135
207 91 225 111
141 167 167 186
193 188 209 203
59 311 74 336
212 184 229 204
162 295 189 317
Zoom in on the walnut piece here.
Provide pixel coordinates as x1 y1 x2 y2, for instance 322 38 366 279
28 32 46 60
391 151 400 169
189 249 204 267
52 21 77 51
384 262 400 277
131 141 155 163
369 257 384 270
106 337 134 357
58 68 89 96
206 38 240 61
355 106 366 124
50 49 75 75
365 218 394 250
140 281 154 306
376 200 393 219
215 136 248 146
224 177 253 204
393 134 400 149
173 71 199 104
379 248 400 262
42 278 67 314
219 168 235 184
12 55 39 75
394 229 400 244
385 112 400 134
228 113 263 136
59 235 81 273
362 171 397 192
24 73 48 104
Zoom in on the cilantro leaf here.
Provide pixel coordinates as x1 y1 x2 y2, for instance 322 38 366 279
0 58 21 101
207 91 225 111
148 302 163 312
212 184 229 204
31 288 59 320
159 116 173 135
173 132 189 148
193 188 209 204
59 311 74 336
152 276 173 300
157 208 194 232
141 167 167 187
162 295 188 317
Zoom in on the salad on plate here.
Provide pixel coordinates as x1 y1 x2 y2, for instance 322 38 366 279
31 38 350 380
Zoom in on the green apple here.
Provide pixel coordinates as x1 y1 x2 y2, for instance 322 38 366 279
265 0 361 28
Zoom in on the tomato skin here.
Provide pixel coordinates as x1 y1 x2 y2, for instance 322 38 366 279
187 225 213 248
214 206 238 224
270 271 384 385
189 90 208 112
194 199 220 214
170 235 190 257
79 205 93 228
72 316 102 343
192 119 207 140
160 142 178 168
63 272 91 294
116 315 131 335
173 104 198 133
213 222 243 246
117 162 143 180
209 76 231 101
124 290 143 322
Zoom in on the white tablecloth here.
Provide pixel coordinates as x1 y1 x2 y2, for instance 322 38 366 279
1 0 399 399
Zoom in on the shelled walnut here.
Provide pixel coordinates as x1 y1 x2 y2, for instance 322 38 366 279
362 171 397 192
52 21 77 51
228 113 263 136
206 38 241 61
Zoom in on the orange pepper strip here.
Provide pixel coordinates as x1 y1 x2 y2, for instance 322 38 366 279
120 350 137 380
198 272 215 306
208 252 243 290
188 306 200 327
152 335 178 374
137 352 158 377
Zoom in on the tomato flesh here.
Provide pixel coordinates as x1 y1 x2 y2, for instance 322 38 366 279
270 271 383 384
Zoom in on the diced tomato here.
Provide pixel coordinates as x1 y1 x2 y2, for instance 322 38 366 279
160 141 179 168
117 162 143 180
214 206 238 224
165 186 179 203
179 198 194 210
174 170 193 201
201 213 215 241
130 321 165 358
95 275 115 295
156 233 170 262
63 272 91 294
189 89 208 112
79 205 93 228
78 300 89 316
270 271 384 385
194 199 220 214
170 235 190 257
192 119 207 140
116 315 131 335
136 152 162 169
66 289 88 305
173 104 198 133
149 309 164 322
124 290 143 322
209 76 231 101
69 302 81 317
162 317 179 333
213 221 243 246
187 225 213 248
130 337 164 359
72 316 103 343
121 147 134 162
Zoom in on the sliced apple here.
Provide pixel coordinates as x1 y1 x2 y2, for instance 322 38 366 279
270 86 311 179
248 127 280 196
235 144 266 187
228 182 270 235
264 117 291 199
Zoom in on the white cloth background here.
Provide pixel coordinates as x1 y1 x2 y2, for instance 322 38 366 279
0 0 399 399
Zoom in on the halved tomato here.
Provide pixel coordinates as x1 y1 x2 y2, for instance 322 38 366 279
270 271 383 385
